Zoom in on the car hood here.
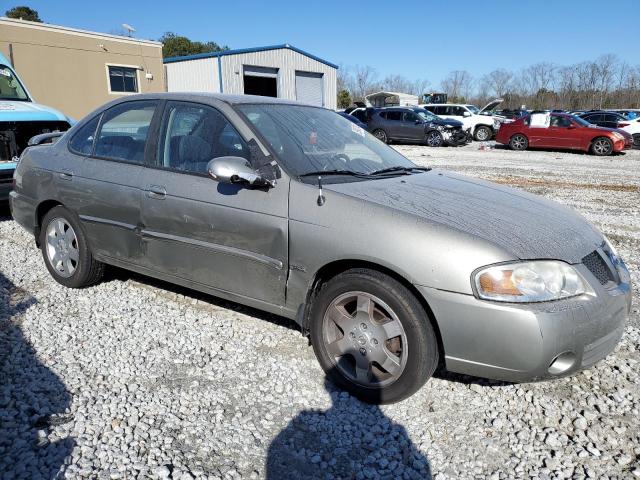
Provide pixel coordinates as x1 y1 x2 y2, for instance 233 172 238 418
326 170 603 263
0 100 69 122
431 118 463 128
479 98 504 114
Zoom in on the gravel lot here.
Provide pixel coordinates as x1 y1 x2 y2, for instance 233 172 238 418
1 144 639 480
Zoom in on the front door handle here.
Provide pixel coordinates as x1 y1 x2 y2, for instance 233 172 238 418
59 169 73 180
147 185 167 200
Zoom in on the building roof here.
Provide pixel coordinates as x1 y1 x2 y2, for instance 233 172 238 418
163 43 338 69
0 17 162 46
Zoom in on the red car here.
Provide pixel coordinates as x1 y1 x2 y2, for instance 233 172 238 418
496 113 632 156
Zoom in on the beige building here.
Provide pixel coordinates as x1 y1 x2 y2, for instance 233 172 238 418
0 17 165 120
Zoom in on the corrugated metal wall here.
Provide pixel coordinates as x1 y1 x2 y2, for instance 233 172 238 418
220 49 336 109
165 57 220 93
165 48 337 109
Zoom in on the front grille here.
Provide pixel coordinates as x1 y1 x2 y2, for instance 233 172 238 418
0 120 70 161
582 250 615 285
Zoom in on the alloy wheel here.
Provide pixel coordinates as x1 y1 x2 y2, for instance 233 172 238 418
593 138 612 155
426 131 443 147
45 218 79 278
475 127 490 141
373 130 387 143
322 291 408 387
511 134 527 150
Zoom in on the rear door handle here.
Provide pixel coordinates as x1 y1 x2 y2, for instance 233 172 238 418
59 169 73 180
147 185 167 199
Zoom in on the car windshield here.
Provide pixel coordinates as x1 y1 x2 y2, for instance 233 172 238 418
0 65 29 101
572 115 592 127
466 105 480 114
417 111 438 122
236 104 417 181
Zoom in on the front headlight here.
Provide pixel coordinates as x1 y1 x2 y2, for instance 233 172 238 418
473 261 587 302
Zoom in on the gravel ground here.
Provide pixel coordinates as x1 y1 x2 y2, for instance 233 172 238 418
1 144 639 480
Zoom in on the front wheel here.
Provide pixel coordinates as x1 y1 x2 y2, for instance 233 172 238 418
474 125 492 141
310 268 439 404
591 137 613 156
425 130 444 147
509 134 529 151
372 129 388 144
632 133 640 148
40 206 104 288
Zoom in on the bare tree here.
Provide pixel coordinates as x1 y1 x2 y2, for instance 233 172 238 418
482 69 513 98
353 65 379 101
441 70 474 102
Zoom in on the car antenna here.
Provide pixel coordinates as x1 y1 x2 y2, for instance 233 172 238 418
317 176 325 206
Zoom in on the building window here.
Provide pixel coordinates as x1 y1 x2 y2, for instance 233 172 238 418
108 66 138 93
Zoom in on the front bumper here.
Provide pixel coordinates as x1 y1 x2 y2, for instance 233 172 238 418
417 264 631 382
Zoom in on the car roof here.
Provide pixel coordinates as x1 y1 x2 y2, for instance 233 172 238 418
105 92 310 107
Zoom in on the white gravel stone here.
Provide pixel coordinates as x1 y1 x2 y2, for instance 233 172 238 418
1 144 638 479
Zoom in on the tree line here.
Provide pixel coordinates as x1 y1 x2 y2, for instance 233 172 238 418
337 54 640 111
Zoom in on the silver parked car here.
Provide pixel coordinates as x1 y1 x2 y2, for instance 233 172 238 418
10 93 631 403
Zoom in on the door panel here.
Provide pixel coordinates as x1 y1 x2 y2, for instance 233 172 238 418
140 101 289 306
71 100 158 262
401 112 423 141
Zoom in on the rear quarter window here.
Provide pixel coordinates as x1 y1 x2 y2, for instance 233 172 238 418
68 115 101 155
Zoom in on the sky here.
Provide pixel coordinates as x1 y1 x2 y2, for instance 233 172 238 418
7 0 640 88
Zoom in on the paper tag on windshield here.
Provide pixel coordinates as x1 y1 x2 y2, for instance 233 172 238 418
351 123 366 137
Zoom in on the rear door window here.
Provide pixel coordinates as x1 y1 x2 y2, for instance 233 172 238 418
94 101 157 163
386 111 402 121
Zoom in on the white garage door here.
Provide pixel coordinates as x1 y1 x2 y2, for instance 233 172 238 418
295 71 324 106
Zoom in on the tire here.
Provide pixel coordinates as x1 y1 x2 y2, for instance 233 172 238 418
39 206 104 288
473 125 492 141
509 134 529 151
372 129 389 144
590 137 613 156
425 130 444 147
309 268 439 404
632 133 640 148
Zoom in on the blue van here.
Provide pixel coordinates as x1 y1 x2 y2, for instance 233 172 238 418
1 53 71 202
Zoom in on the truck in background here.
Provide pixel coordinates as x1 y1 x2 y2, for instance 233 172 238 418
1 52 71 202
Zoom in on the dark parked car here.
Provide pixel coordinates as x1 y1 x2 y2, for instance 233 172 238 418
579 111 631 130
368 107 468 146
11 93 631 404
337 112 367 130
496 113 632 155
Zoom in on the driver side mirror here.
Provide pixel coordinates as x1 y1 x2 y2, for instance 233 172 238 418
567 124 576 129
462 111 472 118
207 156 275 188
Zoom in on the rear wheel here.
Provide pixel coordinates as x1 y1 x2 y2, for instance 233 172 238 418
425 130 444 147
310 268 439 404
591 137 613 156
372 129 388 144
40 206 104 288
509 134 529 151
474 125 492 141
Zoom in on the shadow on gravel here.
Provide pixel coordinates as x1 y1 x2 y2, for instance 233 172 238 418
0 204 11 221
107 267 301 332
0 272 75 478
266 371 432 479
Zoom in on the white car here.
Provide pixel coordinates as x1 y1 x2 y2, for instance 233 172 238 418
423 99 504 141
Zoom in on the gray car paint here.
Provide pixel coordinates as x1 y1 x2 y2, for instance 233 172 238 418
10 92 631 383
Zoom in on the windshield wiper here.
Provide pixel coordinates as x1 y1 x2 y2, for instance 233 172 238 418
368 166 431 176
299 169 369 178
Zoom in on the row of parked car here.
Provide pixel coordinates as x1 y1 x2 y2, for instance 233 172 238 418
340 99 639 156
340 99 505 148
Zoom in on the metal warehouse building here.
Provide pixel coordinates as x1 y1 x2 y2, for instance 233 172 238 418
164 44 337 110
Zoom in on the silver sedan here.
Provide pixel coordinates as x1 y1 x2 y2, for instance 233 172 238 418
10 93 632 403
